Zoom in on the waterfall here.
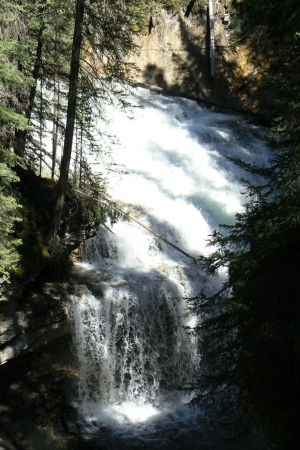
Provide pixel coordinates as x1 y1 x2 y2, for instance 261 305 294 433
67 88 269 448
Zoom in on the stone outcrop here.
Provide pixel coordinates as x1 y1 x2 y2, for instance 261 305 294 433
0 282 70 366
0 283 84 449
0 334 82 450
129 8 276 117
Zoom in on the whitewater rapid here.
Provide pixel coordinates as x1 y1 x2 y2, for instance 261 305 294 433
67 87 269 449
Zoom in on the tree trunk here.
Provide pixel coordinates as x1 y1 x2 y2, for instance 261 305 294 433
52 12 59 179
47 0 85 247
14 24 44 157
52 77 59 179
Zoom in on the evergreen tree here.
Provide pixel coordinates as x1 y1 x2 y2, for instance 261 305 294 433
0 1 33 280
186 2 300 447
0 152 22 281
48 0 84 246
1 0 151 275
47 0 151 247
13 0 74 163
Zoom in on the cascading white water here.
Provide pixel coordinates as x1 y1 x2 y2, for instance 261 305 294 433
68 265 200 403
67 88 270 448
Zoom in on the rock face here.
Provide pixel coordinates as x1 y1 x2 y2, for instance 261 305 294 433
129 8 276 117
0 283 86 449
0 283 70 366
0 334 82 450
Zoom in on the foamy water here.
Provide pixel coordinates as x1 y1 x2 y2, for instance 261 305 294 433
67 87 269 449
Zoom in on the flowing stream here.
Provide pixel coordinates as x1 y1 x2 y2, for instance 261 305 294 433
67 88 269 449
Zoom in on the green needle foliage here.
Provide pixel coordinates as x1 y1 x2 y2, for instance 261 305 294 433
186 1 300 448
1 0 153 278
0 154 22 281
0 1 33 281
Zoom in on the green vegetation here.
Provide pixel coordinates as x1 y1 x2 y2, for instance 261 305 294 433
11 166 128 277
0 0 150 280
243 0 299 34
0 0 32 280
0 153 22 281
186 1 300 448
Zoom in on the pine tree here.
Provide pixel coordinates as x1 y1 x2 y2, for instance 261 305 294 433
186 2 300 445
48 0 85 247
0 0 33 280
0 153 22 281
47 0 151 246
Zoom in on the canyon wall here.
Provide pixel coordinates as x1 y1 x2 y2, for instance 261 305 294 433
129 7 275 117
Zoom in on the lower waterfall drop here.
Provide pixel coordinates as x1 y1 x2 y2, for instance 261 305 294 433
67 226 201 428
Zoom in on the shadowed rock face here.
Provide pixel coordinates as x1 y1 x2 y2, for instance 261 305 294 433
0 283 71 366
0 285 83 450
129 8 276 117
0 334 84 450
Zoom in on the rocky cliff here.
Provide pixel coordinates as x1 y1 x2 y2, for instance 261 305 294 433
129 7 276 118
